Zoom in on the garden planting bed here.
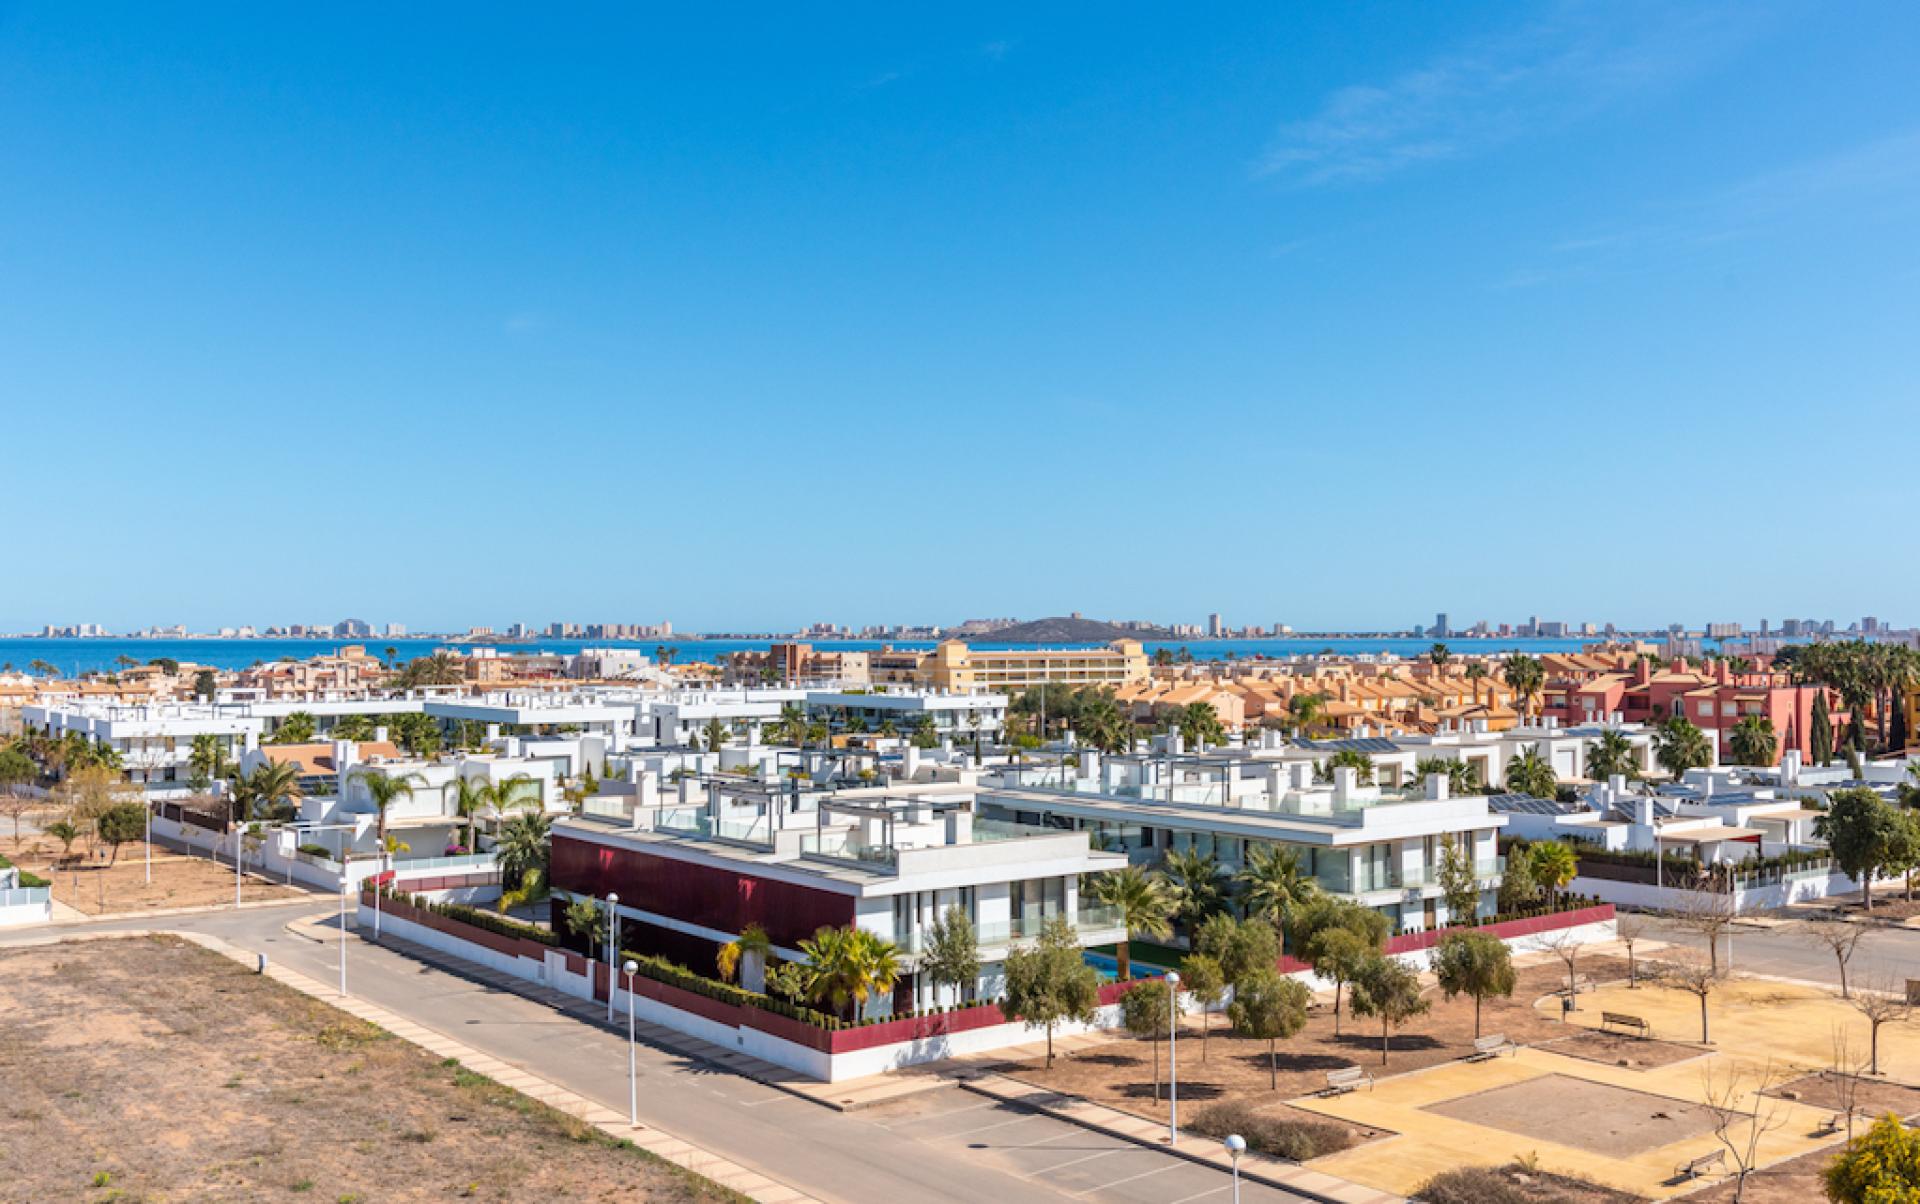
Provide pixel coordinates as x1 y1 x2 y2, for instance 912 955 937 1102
0 935 743 1202
1533 1027 1707 1070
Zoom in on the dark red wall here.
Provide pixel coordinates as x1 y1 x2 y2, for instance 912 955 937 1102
552 834 856 949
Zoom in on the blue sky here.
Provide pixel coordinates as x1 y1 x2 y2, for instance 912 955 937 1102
5 2 1919 634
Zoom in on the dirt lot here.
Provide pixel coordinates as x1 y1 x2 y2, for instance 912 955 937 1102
1000 956 1631 1135
1 828 306 914
1681 1077 1920 1204
1532 1028 1706 1070
0 935 744 1202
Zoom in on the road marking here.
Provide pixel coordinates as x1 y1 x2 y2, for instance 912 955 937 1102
880 1099 1000 1127
1167 1185 1228 1204
945 1114 1049 1139
1032 1147 1124 1176
1072 1161 1179 1196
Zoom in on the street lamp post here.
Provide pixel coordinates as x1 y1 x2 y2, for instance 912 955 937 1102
623 958 640 1127
605 892 620 1022
234 823 244 909
1224 1134 1245 1204
144 799 152 886
338 875 350 997
1166 969 1181 1145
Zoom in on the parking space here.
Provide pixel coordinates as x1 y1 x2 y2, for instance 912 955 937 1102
862 1087 1307 1201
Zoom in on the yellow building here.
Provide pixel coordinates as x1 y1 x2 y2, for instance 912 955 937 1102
917 639 1150 692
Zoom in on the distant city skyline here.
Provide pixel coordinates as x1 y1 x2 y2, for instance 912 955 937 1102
7 5 1920 628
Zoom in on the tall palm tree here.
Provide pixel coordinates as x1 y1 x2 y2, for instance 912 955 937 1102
355 770 424 850
1655 716 1714 780
1503 655 1545 723
1584 729 1637 781
717 923 774 986
1089 866 1174 981
474 773 540 835
1413 756 1478 795
231 760 304 825
1235 844 1320 947
1176 703 1226 749
1504 744 1557 799
701 717 730 754
1728 714 1778 766
799 926 902 1022
28 659 58 678
1285 692 1325 737
1428 643 1450 668
449 776 488 851
494 810 552 912
1159 847 1228 931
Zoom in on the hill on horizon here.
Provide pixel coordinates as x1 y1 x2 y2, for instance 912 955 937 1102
975 616 1170 643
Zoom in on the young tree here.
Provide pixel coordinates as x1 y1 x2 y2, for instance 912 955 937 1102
1348 955 1431 1064
1119 978 1176 1102
1227 966 1311 1089
96 800 146 866
43 818 79 860
1701 1060 1791 1204
1194 913 1281 986
193 669 217 701
1178 952 1227 1061
1825 1114 1920 1203
1609 912 1646 988
1818 788 1903 914
1293 901 1388 1036
1431 931 1516 1039
1496 848 1538 913
1811 689 1835 767
999 915 1102 1069
1800 917 1869 999
1668 885 1741 977
1539 932 1587 1012
1847 976 1914 1076
716 923 774 992
1436 837 1480 927
1652 952 1720 1043
1089 865 1174 982
921 905 981 1005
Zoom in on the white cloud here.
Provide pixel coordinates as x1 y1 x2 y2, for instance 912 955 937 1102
1259 4 1759 186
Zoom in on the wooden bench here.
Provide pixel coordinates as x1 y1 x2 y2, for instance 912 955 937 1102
1602 1011 1650 1038
1815 1108 1864 1137
1673 1149 1726 1180
1325 1067 1375 1095
1471 1033 1516 1059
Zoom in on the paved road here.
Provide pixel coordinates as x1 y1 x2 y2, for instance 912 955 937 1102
1 903 1309 1204
1640 913 1920 989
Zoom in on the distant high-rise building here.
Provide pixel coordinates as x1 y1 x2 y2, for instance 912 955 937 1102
1207 613 1224 638
1760 619 1770 637
1863 616 1881 634
384 622 407 638
334 618 372 638
1706 622 1743 640
1434 613 1450 639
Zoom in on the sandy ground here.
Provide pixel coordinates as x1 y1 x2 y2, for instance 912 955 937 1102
1 830 306 914
0 935 745 1202
1425 1073 1722 1159
999 956 1631 1136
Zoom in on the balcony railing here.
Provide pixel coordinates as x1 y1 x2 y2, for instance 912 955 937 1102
899 903 1126 953
0 887 50 909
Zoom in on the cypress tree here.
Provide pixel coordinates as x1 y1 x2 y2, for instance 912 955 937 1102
1849 703 1870 756
1812 691 1834 767
1892 693 1910 755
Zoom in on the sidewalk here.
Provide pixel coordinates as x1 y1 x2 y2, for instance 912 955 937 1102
27 923 817 1204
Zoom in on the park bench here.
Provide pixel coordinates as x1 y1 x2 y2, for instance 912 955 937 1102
1673 1149 1726 1180
1815 1108 1865 1137
1325 1067 1375 1095
1601 1011 1650 1038
1471 1033 1516 1059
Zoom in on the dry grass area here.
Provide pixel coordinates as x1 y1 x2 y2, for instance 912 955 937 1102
1000 955 1630 1141
1419 1161 1642 1204
0 935 745 1202
0 829 305 914
1679 1077 1920 1204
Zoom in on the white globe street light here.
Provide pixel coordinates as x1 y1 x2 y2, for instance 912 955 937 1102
623 958 640 1128
1224 1134 1246 1204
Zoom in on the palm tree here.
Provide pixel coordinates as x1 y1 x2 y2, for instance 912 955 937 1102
473 773 540 837
1159 847 1228 931
1089 866 1175 981
1503 655 1545 723
494 810 552 911
1504 744 1557 799
230 760 304 825
1429 643 1450 668
1584 729 1637 781
1319 748 1375 785
1527 842 1578 906
355 770 424 850
188 734 232 790
717 923 774 986
449 776 488 852
1724 713 1777 766
28 659 58 678
1283 692 1325 738
1413 756 1478 795
700 717 730 754
799 926 902 1022
1655 716 1714 780
1176 703 1227 749
1235 844 1320 946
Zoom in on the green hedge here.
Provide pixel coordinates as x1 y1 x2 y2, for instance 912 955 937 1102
381 889 560 948
0 853 49 889
615 948 845 1030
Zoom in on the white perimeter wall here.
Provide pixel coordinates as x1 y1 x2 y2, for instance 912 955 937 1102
1573 872 1860 912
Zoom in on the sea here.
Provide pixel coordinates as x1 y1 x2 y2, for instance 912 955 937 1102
0 634 1694 678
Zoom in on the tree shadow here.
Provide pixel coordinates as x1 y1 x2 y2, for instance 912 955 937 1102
1332 1032 1441 1054
1071 1053 1142 1068
1241 1050 1353 1074
1119 1079 1225 1102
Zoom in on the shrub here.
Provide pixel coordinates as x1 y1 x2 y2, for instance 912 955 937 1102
1188 1100 1353 1162
297 844 333 858
1417 1166 1533 1204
